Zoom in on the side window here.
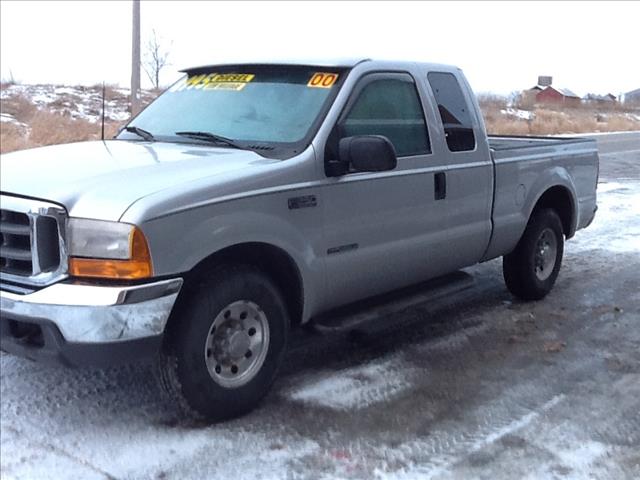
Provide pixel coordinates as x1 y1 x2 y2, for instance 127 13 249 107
427 72 476 152
341 78 431 157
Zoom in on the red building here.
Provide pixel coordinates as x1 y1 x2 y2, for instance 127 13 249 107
536 86 581 106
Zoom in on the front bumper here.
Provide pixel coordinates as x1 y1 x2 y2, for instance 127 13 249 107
0 278 182 367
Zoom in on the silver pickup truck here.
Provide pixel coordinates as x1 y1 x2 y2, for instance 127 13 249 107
0 59 598 421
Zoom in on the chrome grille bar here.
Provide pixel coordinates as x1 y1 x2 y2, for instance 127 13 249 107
0 209 33 275
0 195 68 288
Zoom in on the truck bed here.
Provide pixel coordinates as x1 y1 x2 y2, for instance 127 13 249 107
482 133 599 260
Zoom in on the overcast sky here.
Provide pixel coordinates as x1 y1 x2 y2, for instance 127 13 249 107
1 0 638 96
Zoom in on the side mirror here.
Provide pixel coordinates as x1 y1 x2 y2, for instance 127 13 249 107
338 135 397 173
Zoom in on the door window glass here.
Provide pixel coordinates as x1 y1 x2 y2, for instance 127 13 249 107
342 78 431 157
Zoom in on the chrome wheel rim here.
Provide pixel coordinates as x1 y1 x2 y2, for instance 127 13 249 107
534 228 558 281
204 300 270 388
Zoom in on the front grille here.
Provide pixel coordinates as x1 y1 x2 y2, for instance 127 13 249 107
0 197 66 287
0 209 33 275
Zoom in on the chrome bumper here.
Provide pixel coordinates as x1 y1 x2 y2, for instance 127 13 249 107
0 278 182 343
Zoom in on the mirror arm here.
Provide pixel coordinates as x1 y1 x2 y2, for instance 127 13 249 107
326 159 350 177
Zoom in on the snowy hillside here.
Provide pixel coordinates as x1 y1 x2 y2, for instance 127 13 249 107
0 83 157 126
0 83 159 153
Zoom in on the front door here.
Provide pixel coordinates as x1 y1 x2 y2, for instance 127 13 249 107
320 72 448 310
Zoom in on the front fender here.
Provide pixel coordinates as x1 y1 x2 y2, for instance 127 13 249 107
138 196 325 322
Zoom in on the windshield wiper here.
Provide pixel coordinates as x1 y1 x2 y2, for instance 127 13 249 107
175 131 244 150
124 126 155 141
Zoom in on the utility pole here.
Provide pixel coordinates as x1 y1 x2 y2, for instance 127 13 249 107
131 0 141 116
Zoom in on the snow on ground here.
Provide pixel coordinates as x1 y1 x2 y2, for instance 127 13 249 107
570 181 640 253
287 323 489 411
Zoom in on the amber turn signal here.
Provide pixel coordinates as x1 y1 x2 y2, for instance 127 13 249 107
69 227 153 280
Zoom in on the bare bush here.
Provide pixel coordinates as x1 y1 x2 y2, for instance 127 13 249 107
477 93 509 111
142 30 171 89
1 94 38 123
0 122 31 153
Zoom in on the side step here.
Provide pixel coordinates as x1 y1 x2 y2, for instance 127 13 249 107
308 271 475 334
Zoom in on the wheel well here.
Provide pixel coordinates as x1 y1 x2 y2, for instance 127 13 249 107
183 242 304 326
533 186 574 237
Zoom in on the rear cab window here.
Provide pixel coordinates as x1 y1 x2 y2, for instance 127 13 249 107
427 72 476 152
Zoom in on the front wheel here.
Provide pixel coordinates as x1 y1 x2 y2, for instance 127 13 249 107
503 208 564 301
157 265 290 422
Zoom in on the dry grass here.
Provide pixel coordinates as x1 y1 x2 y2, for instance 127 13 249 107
28 110 121 146
485 109 640 135
1 93 122 154
1 93 38 122
0 122 31 153
1 111 121 154
479 94 640 135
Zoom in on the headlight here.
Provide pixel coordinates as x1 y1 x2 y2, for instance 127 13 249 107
67 218 153 280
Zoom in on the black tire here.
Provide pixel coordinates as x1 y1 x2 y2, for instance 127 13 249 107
503 208 564 301
157 264 290 422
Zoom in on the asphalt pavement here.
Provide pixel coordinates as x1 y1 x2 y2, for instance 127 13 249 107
1 132 639 480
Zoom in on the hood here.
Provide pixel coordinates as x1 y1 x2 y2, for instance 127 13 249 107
0 140 278 221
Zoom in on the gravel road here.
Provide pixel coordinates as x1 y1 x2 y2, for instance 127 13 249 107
1 132 639 480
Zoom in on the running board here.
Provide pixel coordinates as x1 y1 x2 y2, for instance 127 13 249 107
309 271 475 334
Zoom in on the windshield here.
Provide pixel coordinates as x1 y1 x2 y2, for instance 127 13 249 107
119 66 344 152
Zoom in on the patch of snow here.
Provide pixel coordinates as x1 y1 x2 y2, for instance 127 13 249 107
526 426 613 480
567 181 640 254
373 395 565 480
1 113 17 123
287 323 490 411
554 440 608 474
501 108 535 121
0 112 29 130
597 181 627 193
109 110 131 122
54 86 80 96
0 426 106 480
287 356 415 410
30 90 58 105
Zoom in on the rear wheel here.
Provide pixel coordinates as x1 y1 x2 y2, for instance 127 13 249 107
157 264 289 421
503 208 564 300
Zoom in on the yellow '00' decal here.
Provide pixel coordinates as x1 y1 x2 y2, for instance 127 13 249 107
308 72 339 88
176 73 255 91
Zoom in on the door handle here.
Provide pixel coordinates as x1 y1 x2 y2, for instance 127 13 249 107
434 172 446 200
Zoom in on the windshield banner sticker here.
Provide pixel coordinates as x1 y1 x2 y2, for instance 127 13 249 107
174 73 256 92
307 72 339 88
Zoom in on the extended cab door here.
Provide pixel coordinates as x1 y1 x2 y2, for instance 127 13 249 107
423 71 494 268
320 72 448 309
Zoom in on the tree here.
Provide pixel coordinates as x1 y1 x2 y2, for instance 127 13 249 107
142 29 171 90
